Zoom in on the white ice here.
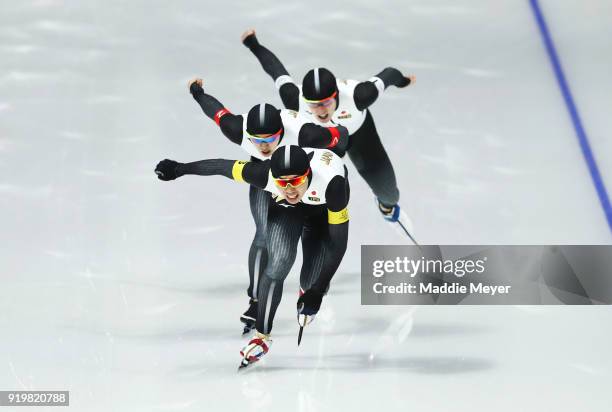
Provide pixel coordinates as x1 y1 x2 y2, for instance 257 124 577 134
1 0 611 411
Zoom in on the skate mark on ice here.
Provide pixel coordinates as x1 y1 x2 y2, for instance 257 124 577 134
332 317 492 339
251 353 495 375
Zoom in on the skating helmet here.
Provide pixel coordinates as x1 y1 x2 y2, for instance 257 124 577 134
246 103 283 136
302 67 338 102
270 145 310 178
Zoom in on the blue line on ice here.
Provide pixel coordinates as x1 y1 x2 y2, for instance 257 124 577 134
529 0 612 235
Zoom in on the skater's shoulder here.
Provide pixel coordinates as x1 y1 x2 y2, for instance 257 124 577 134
280 108 300 119
307 148 345 179
337 78 359 91
279 108 307 133
305 147 342 162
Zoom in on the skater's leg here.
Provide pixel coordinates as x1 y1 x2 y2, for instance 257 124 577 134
256 274 286 335
256 206 303 335
347 110 400 207
240 187 271 333
247 185 270 299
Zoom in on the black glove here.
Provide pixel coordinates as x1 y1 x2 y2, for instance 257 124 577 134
396 74 411 88
189 81 204 96
242 32 259 49
376 67 410 88
297 289 323 316
155 159 182 181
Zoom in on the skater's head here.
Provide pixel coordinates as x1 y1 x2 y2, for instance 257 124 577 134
270 145 311 204
302 68 338 123
246 103 284 157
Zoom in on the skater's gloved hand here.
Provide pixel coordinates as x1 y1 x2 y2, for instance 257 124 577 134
297 289 323 326
241 28 258 48
155 159 182 181
188 77 203 95
393 71 415 88
401 74 416 87
377 67 415 88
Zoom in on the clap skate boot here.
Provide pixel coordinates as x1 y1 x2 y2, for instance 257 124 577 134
240 298 258 335
377 199 419 246
238 332 272 370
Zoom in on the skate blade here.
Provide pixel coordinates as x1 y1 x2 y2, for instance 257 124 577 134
387 216 420 247
394 221 420 247
237 358 260 372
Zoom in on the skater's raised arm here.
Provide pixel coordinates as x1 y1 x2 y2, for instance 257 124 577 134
312 175 350 294
353 68 416 111
298 124 349 157
241 29 300 111
188 78 244 145
155 158 270 189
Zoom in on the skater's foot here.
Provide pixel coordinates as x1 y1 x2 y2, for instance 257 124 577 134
240 298 258 335
239 332 272 369
376 199 419 245
378 200 400 222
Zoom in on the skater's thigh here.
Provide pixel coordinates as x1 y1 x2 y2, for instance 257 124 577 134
347 111 391 172
264 205 303 281
249 185 271 231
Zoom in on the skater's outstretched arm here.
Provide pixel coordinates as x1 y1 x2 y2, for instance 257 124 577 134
155 158 270 189
353 68 416 111
241 29 300 111
188 78 244 145
298 123 349 157
312 175 350 294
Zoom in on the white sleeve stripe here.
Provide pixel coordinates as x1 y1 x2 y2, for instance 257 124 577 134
275 75 294 90
368 76 385 95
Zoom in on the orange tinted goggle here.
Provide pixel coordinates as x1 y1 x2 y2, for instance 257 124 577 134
303 91 337 108
273 169 310 188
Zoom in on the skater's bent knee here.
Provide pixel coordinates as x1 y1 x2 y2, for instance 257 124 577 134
252 232 266 247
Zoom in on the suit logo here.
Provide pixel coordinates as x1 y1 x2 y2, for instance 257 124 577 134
320 152 333 165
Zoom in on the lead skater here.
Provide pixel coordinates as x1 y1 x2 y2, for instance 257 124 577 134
155 145 350 368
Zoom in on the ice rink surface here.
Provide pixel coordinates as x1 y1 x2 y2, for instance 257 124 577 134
1 0 611 410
